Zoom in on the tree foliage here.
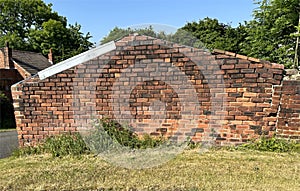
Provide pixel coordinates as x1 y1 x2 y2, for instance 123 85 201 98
243 0 300 68
0 0 93 63
101 1 300 68
101 19 246 55
181 17 247 53
101 26 209 50
101 26 171 44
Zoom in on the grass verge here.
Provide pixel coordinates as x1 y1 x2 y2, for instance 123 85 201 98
0 128 16 132
0 150 299 190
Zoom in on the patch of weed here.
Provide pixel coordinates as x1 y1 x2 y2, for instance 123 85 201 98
237 136 300 153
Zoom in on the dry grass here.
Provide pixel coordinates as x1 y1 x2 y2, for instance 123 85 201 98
0 149 299 190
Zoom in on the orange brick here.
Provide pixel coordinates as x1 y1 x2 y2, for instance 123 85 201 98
244 92 257 97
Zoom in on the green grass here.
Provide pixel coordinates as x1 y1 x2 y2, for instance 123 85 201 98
0 128 16 132
0 150 299 190
2 129 300 190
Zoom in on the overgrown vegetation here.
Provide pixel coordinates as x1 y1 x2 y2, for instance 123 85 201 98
13 121 300 158
13 119 166 157
13 133 89 157
237 136 300 153
83 119 165 153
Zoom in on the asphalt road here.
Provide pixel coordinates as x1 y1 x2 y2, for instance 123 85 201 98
0 130 18 159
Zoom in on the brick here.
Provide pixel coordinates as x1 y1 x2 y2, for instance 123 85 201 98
226 69 240 74
245 73 259 78
241 69 254 73
260 73 273 78
221 64 235 69
237 98 250 102
230 120 243 125
226 88 237 93
257 103 270 107
235 64 249 69
235 116 248 120
230 74 244 79
244 112 255 116
271 63 284 69
10 36 299 147
236 125 249 129
229 93 242 97
244 92 257 98
251 98 264 103
242 102 256 107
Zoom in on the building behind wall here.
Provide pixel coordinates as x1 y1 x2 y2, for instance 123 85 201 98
0 43 52 129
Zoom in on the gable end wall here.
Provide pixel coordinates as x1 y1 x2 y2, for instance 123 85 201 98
11 36 299 146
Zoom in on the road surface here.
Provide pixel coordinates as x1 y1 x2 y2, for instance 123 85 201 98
0 130 18 159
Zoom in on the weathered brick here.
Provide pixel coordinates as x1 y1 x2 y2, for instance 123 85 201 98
10 34 299 147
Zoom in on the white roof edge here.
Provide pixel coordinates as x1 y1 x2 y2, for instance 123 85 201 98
38 41 116 80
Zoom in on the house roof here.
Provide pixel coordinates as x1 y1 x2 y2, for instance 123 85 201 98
11 50 52 75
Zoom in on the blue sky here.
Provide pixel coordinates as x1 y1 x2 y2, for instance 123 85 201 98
44 0 257 44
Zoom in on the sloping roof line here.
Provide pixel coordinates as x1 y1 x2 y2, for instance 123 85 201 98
37 36 280 81
37 41 116 80
213 49 262 63
12 60 31 78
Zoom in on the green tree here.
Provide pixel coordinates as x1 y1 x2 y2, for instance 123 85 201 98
243 0 300 68
101 26 170 44
100 24 218 49
0 0 65 50
29 20 93 62
181 17 247 53
0 0 93 63
101 1 300 68
101 18 246 54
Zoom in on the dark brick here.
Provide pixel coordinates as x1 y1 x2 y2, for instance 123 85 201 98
244 112 254 116
204 110 212 115
230 125 236 130
156 128 167 133
232 83 243 88
229 93 243 97
230 74 244 79
192 128 204 133
216 137 227 141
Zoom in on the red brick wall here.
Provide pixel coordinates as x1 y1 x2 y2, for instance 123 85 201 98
11 35 299 146
213 53 284 144
12 70 76 146
276 80 300 139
